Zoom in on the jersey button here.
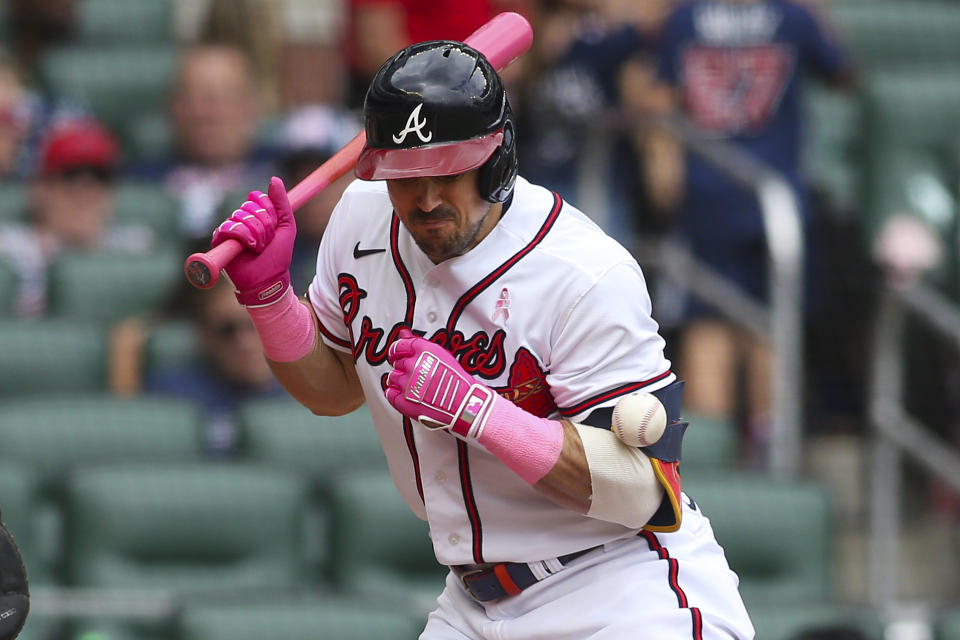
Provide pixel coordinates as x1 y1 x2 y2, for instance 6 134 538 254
448 533 460 545
434 471 446 484
427 311 438 322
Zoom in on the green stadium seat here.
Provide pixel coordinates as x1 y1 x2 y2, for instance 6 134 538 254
0 395 203 482
862 68 960 154
125 112 173 162
237 400 384 582
76 0 173 44
0 181 27 223
144 320 197 375
326 469 446 616
937 609 960 640
238 400 385 481
0 258 16 317
803 84 862 215
47 250 182 324
38 46 177 135
682 471 833 605
0 320 108 397
0 463 46 585
113 182 183 248
178 595 422 640
12 618 62 640
0 395 205 588
63 463 311 594
69 620 173 640
0 465 66 640
830 2 960 70
682 411 738 470
747 601 885 640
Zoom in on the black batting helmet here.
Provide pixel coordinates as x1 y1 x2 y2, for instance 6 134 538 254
355 40 518 203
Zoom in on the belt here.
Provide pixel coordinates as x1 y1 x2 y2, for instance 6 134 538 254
454 545 601 602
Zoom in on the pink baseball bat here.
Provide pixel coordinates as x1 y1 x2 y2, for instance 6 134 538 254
184 11 534 289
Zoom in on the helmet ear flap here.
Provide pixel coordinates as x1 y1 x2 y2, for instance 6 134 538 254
478 117 518 203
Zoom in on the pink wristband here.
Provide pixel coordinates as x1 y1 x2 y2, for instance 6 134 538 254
246 286 317 362
473 400 564 485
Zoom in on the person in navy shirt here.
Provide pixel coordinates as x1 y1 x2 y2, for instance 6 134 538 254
513 2 668 245
651 0 855 462
145 275 287 457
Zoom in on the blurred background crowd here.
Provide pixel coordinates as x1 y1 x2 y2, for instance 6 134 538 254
0 0 959 639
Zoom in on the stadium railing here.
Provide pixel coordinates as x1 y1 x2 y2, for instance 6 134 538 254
868 283 960 610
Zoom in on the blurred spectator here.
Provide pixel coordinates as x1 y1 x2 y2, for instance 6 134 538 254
277 0 347 108
511 0 665 243
0 55 31 178
639 0 855 462
344 0 506 108
0 49 87 179
4 0 77 84
197 0 284 112
872 214 943 290
132 43 276 240
0 118 153 316
872 196 958 521
143 275 287 457
276 104 360 289
175 0 347 109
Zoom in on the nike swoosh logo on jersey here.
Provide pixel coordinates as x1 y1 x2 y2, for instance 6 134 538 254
353 242 386 259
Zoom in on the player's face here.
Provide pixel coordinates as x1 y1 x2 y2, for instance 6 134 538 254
387 170 502 264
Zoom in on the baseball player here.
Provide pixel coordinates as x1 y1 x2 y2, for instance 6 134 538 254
210 40 754 639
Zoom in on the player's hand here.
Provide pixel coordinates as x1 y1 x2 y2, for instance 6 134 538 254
385 328 497 438
211 176 297 306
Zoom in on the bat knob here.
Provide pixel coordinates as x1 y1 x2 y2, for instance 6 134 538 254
185 252 220 289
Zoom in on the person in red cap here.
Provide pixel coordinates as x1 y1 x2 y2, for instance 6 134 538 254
0 118 154 316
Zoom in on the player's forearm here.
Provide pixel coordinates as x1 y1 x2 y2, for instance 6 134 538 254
530 418 666 529
384 331 666 525
531 420 592 512
268 343 365 416
248 290 364 415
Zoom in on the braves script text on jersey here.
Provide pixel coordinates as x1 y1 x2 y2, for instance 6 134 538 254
308 177 754 638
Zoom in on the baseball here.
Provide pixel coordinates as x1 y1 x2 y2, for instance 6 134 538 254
611 392 667 447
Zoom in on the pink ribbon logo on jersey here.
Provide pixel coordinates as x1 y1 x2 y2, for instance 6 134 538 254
493 288 510 322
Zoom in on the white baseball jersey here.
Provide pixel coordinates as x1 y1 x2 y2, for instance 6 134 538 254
310 175 678 565
309 176 754 639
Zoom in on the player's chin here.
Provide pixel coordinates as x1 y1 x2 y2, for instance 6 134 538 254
413 235 461 263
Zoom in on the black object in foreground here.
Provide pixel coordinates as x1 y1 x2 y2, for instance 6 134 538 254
0 511 28 640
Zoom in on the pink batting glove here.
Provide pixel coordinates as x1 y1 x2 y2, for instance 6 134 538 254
211 176 296 306
385 328 565 485
385 328 497 439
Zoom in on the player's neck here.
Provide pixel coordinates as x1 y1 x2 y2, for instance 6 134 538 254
465 201 504 257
